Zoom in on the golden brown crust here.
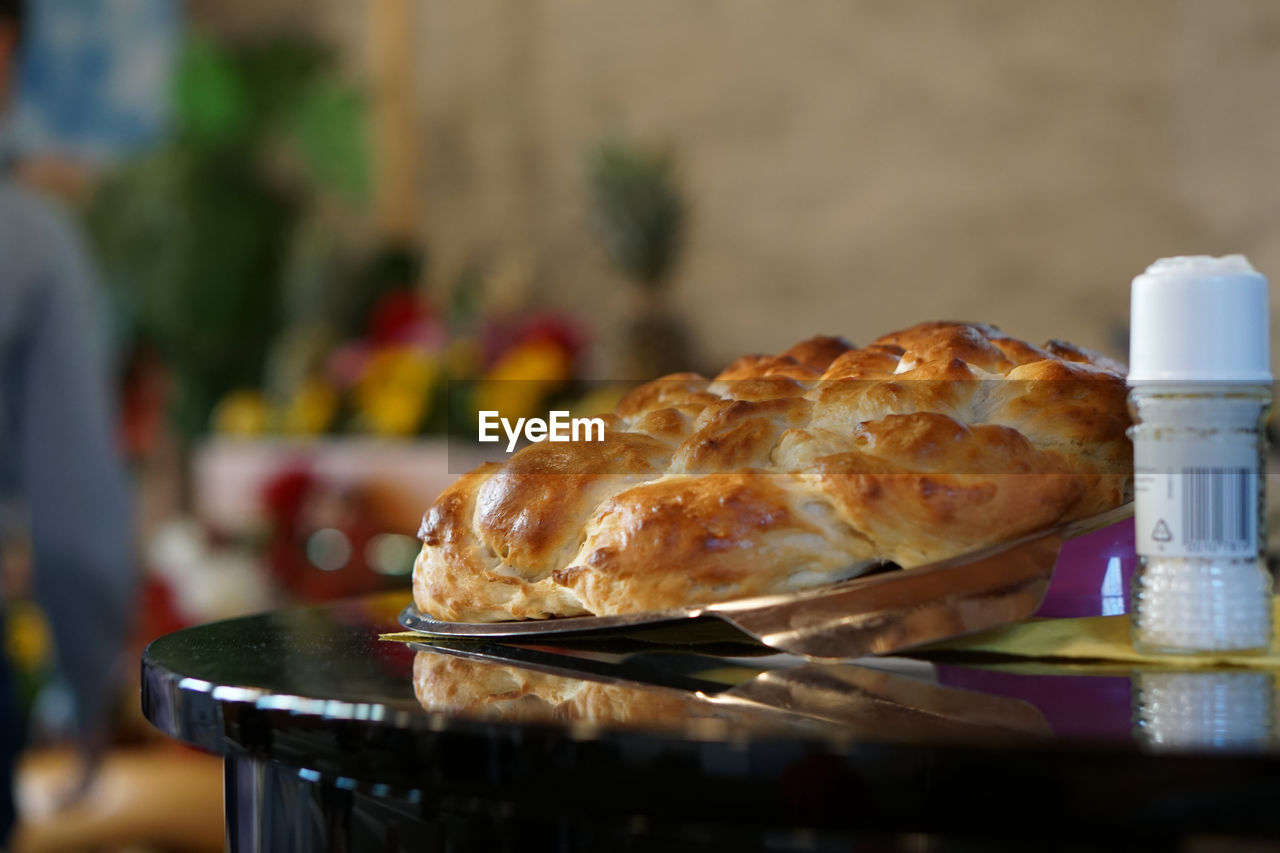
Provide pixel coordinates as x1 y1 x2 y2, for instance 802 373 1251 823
414 321 1132 622
557 471 875 614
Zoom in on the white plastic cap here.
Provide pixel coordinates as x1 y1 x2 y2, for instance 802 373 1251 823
1129 255 1272 383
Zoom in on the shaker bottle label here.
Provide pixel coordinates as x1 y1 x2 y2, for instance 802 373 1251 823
1134 439 1259 558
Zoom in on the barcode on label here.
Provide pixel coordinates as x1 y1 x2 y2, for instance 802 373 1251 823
1181 466 1255 552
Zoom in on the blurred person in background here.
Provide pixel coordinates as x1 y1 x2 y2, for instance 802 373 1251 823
0 0 135 843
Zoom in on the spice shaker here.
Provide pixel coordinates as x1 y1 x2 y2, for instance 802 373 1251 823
1128 255 1273 654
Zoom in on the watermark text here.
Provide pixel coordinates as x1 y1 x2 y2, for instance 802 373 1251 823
478 410 607 452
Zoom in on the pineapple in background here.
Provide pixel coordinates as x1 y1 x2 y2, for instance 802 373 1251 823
587 138 693 379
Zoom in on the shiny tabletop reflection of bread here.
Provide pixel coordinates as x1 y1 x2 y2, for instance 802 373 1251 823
415 321 1132 622
412 652 721 727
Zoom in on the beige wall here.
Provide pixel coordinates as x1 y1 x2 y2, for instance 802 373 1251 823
194 0 1280 376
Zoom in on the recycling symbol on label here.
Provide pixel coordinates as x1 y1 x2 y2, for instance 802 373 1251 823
1151 520 1173 543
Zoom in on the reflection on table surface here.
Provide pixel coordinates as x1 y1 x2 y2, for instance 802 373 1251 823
1133 671 1275 751
408 643 1059 742
142 591 1280 754
409 639 1279 753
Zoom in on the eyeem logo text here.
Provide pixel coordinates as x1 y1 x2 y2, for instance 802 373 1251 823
478 410 607 452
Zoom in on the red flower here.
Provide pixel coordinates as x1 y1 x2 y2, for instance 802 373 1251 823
368 290 427 345
261 467 316 532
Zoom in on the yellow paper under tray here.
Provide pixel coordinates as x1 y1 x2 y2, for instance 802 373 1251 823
920 597 1280 669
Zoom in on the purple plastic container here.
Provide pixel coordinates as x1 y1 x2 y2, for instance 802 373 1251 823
1033 517 1136 619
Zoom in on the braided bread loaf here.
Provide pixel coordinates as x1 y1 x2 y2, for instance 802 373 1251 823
415 321 1131 622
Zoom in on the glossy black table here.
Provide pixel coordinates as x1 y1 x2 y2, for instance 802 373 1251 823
141 592 1280 852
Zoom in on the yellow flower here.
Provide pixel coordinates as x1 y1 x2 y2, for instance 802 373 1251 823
355 347 440 436
6 600 52 671
474 339 573 422
211 389 271 436
281 377 339 435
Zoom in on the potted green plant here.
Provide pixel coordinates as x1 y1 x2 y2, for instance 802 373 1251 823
586 138 692 378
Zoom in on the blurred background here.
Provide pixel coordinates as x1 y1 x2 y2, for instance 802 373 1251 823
4 0 1280 849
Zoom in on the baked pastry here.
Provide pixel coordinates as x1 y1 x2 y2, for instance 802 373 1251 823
415 321 1131 622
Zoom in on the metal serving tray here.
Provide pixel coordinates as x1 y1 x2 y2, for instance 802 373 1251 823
398 503 1133 660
